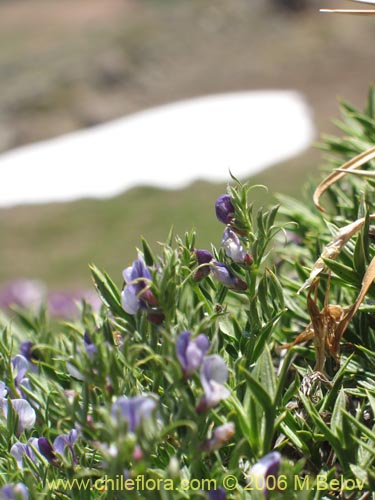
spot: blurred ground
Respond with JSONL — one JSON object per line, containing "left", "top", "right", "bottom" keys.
{"left": 0, "top": 0, "right": 374, "bottom": 288}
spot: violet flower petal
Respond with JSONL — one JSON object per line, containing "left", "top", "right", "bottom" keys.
{"left": 0, "top": 483, "right": 28, "bottom": 500}
{"left": 111, "top": 396, "right": 156, "bottom": 433}
{"left": 215, "top": 195, "right": 235, "bottom": 224}
{"left": 12, "top": 355, "right": 29, "bottom": 386}
{"left": 176, "top": 332, "right": 210, "bottom": 377}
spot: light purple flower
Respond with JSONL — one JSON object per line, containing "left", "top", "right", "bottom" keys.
{"left": 210, "top": 261, "right": 247, "bottom": 291}
{"left": 222, "top": 227, "right": 253, "bottom": 264}
{"left": 247, "top": 451, "right": 281, "bottom": 500}
{"left": 121, "top": 255, "right": 157, "bottom": 315}
{"left": 176, "top": 331, "right": 210, "bottom": 378}
{"left": 200, "top": 422, "right": 235, "bottom": 452}
{"left": 111, "top": 396, "right": 156, "bottom": 433}
{"left": 196, "top": 355, "right": 230, "bottom": 412}
{"left": 0, "top": 279, "right": 45, "bottom": 311}
{"left": 0, "top": 483, "right": 28, "bottom": 500}
{"left": 11, "top": 355, "right": 29, "bottom": 387}
{"left": 0, "top": 381, "right": 7, "bottom": 398}
{"left": 53, "top": 429, "right": 78, "bottom": 462}
{"left": 10, "top": 439, "right": 39, "bottom": 468}
{"left": 215, "top": 195, "right": 235, "bottom": 224}
{"left": 193, "top": 249, "right": 213, "bottom": 281}
{"left": 1, "top": 398, "right": 36, "bottom": 434}
{"left": 207, "top": 488, "right": 227, "bottom": 500}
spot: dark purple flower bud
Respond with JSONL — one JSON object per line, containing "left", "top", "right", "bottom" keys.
{"left": 19, "top": 341, "right": 34, "bottom": 361}
{"left": 247, "top": 451, "right": 281, "bottom": 500}
{"left": 121, "top": 255, "right": 157, "bottom": 315}
{"left": 200, "top": 422, "right": 235, "bottom": 452}
{"left": 176, "top": 331, "right": 210, "bottom": 378}
{"left": 38, "top": 438, "right": 56, "bottom": 464}
{"left": 146, "top": 310, "right": 165, "bottom": 325}
{"left": 196, "top": 355, "right": 230, "bottom": 412}
{"left": 111, "top": 396, "right": 156, "bottom": 433}
{"left": 221, "top": 227, "right": 253, "bottom": 264}
{"left": 193, "top": 249, "right": 213, "bottom": 281}
{"left": 207, "top": 488, "right": 227, "bottom": 500}
{"left": 10, "top": 439, "right": 39, "bottom": 469}
{"left": 0, "top": 483, "right": 28, "bottom": 500}
{"left": 53, "top": 429, "right": 78, "bottom": 463}
{"left": 83, "top": 331, "right": 97, "bottom": 360}
{"left": 210, "top": 261, "right": 247, "bottom": 291}
{"left": 215, "top": 195, "right": 235, "bottom": 224}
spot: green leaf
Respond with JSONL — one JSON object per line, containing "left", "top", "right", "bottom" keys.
{"left": 90, "top": 264, "right": 128, "bottom": 319}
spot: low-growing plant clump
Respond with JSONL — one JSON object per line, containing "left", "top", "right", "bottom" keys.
{"left": 2, "top": 87, "right": 375, "bottom": 499}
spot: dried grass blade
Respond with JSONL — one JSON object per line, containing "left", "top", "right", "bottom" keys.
{"left": 336, "top": 168, "right": 375, "bottom": 178}
{"left": 333, "top": 256, "right": 375, "bottom": 345}
{"left": 298, "top": 217, "right": 373, "bottom": 293}
{"left": 313, "top": 146, "right": 375, "bottom": 212}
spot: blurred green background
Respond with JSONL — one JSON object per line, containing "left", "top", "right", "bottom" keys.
{"left": 0, "top": 0, "right": 374, "bottom": 289}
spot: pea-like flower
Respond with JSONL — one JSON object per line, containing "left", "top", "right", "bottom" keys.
{"left": 210, "top": 261, "right": 247, "bottom": 291}
{"left": 207, "top": 488, "right": 227, "bottom": 500}
{"left": 176, "top": 331, "right": 210, "bottom": 378}
{"left": 193, "top": 249, "right": 213, "bottom": 281}
{"left": 0, "top": 396, "right": 36, "bottom": 434}
{"left": 83, "top": 331, "right": 98, "bottom": 360}
{"left": 53, "top": 429, "right": 79, "bottom": 463}
{"left": 200, "top": 422, "right": 235, "bottom": 452}
{"left": 111, "top": 396, "right": 157, "bottom": 433}
{"left": 121, "top": 255, "right": 157, "bottom": 315}
{"left": 0, "top": 483, "right": 28, "bottom": 500}
{"left": 10, "top": 439, "right": 39, "bottom": 468}
{"left": 222, "top": 227, "right": 253, "bottom": 264}
{"left": 246, "top": 451, "right": 281, "bottom": 500}
{"left": 196, "top": 355, "right": 230, "bottom": 412}
{"left": 215, "top": 195, "right": 235, "bottom": 224}
{"left": 37, "top": 438, "right": 56, "bottom": 464}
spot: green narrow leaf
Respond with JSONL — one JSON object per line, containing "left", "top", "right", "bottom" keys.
{"left": 330, "top": 388, "right": 346, "bottom": 439}
{"left": 141, "top": 237, "right": 155, "bottom": 266}
{"left": 89, "top": 264, "right": 127, "bottom": 318}
{"left": 322, "top": 258, "right": 361, "bottom": 286}
{"left": 239, "top": 365, "right": 273, "bottom": 413}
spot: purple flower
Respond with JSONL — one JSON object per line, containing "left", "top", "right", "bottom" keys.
{"left": 121, "top": 255, "right": 157, "bottom": 315}
{"left": 0, "top": 279, "right": 45, "bottom": 311}
{"left": 215, "top": 195, "right": 235, "bottom": 224}
{"left": 53, "top": 429, "right": 78, "bottom": 462}
{"left": 1, "top": 398, "right": 36, "bottom": 434}
{"left": 0, "top": 483, "right": 28, "bottom": 500}
{"left": 111, "top": 396, "right": 156, "bottom": 433}
{"left": 196, "top": 355, "right": 230, "bottom": 412}
{"left": 176, "top": 331, "right": 210, "bottom": 378}
{"left": 200, "top": 422, "right": 235, "bottom": 452}
{"left": 210, "top": 261, "right": 247, "bottom": 291}
{"left": 221, "top": 227, "right": 253, "bottom": 264}
{"left": 19, "top": 341, "right": 35, "bottom": 362}
{"left": 207, "top": 488, "right": 227, "bottom": 500}
{"left": 38, "top": 437, "right": 56, "bottom": 464}
{"left": 0, "top": 381, "right": 7, "bottom": 398}
{"left": 247, "top": 451, "right": 281, "bottom": 500}
{"left": 10, "top": 439, "right": 39, "bottom": 468}
{"left": 83, "top": 331, "right": 97, "bottom": 360}
{"left": 11, "top": 355, "right": 29, "bottom": 387}
{"left": 193, "top": 249, "right": 213, "bottom": 281}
